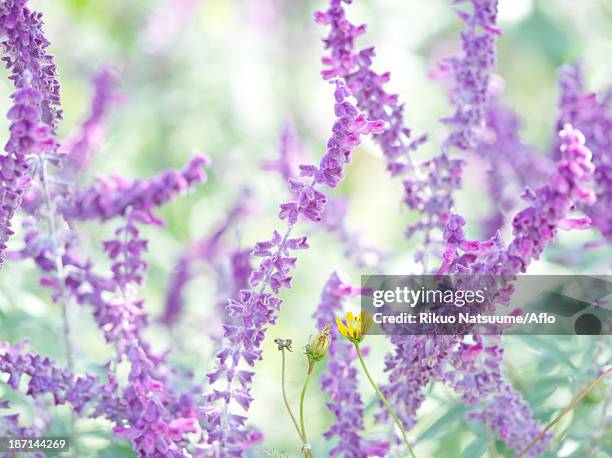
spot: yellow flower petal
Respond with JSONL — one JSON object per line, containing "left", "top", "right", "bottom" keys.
{"left": 336, "top": 317, "right": 349, "bottom": 338}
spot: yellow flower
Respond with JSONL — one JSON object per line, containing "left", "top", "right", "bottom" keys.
{"left": 336, "top": 311, "right": 372, "bottom": 343}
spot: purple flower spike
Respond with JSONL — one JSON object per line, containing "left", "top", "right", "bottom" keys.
{"left": 0, "top": 0, "right": 61, "bottom": 268}
{"left": 555, "top": 65, "right": 612, "bottom": 240}
{"left": 61, "top": 154, "right": 210, "bottom": 223}
{"left": 202, "top": 79, "right": 383, "bottom": 455}
{"left": 441, "top": 0, "right": 501, "bottom": 151}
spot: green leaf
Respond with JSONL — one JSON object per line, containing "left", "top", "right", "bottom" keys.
{"left": 462, "top": 438, "right": 489, "bottom": 458}
{"left": 418, "top": 404, "right": 466, "bottom": 442}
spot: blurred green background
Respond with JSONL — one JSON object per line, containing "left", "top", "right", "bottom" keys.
{"left": 1, "top": 0, "right": 611, "bottom": 456}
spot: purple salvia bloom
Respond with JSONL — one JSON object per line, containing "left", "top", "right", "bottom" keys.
{"left": 99, "top": 213, "right": 198, "bottom": 456}
{"left": 61, "top": 154, "right": 210, "bottom": 223}
{"left": 0, "top": 0, "right": 60, "bottom": 268}
{"left": 555, "top": 65, "right": 612, "bottom": 239}
{"left": 0, "top": 341, "right": 115, "bottom": 418}
{"left": 381, "top": 125, "right": 593, "bottom": 452}
{"left": 444, "top": 337, "right": 550, "bottom": 457}
{"left": 440, "top": 124, "right": 596, "bottom": 277}
{"left": 112, "top": 344, "right": 197, "bottom": 458}
{"left": 377, "top": 334, "right": 455, "bottom": 432}
{"left": 402, "top": 154, "right": 463, "bottom": 261}
{"left": 506, "top": 123, "right": 595, "bottom": 270}
{"left": 425, "top": 124, "right": 596, "bottom": 455}
{"left": 0, "top": 342, "right": 195, "bottom": 458}
{"left": 316, "top": 0, "right": 426, "bottom": 171}
{"left": 315, "top": 0, "right": 459, "bottom": 265}
{"left": 202, "top": 80, "right": 383, "bottom": 456}
{"left": 0, "top": 0, "right": 61, "bottom": 128}
{"left": 313, "top": 272, "right": 387, "bottom": 458}
{"left": 264, "top": 122, "right": 381, "bottom": 268}
{"left": 61, "top": 66, "right": 121, "bottom": 172}
{"left": 441, "top": 0, "right": 501, "bottom": 151}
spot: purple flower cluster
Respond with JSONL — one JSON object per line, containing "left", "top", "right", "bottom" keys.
{"left": 0, "top": 340, "right": 198, "bottom": 458}
{"left": 61, "top": 154, "right": 209, "bottom": 223}
{"left": 441, "top": 0, "right": 501, "bottom": 151}
{"left": 0, "top": 341, "right": 104, "bottom": 415}
{"left": 380, "top": 124, "right": 593, "bottom": 456}
{"left": 315, "top": 1, "right": 426, "bottom": 171}
{"left": 201, "top": 80, "right": 383, "bottom": 455}
{"left": 112, "top": 345, "right": 198, "bottom": 458}
{"left": 556, "top": 65, "right": 611, "bottom": 239}
{"left": 377, "top": 334, "right": 455, "bottom": 431}
{"left": 0, "top": 0, "right": 61, "bottom": 267}
{"left": 402, "top": 154, "right": 463, "bottom": 261}
{"left": 315, "top": 0, "right": 463, "bottom": 265}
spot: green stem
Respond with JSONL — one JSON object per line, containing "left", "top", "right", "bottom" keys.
{"left": 299, "top": 361, "right": 315, "bottom": 458}
{"left": 355, "top": 343, "right": 416, "bottom": 458}
{"left": 517, "top": 366, "right": 612, "bottom": 458}
{"left": 281, "top": 348, "right": 305, "bottom": 443}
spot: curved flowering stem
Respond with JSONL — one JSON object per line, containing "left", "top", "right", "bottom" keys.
{"left": 201, "top": 79, "right": 383, "bottom": 455}
{"left": 517, "top": 367, "right": 612, "bottom": 458}
{"left": 61, "top": 154, "right": 209, "bottom": 223}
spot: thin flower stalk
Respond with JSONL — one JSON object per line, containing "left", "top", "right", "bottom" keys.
{"left": 517, "top": 366, "right": 612, "bottom": 458}
{"left": 274, "top": 338, "right": 304, "bottom": 445}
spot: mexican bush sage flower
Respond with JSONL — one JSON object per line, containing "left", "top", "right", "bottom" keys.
{"left": 201, "top": 80, "right": 383, "bottom": 456}
{"left": 441, "top": 0, "right": 501, "bottom": 151}
{"left": 0, "top": 0, "right": 61, "bottom": 268}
